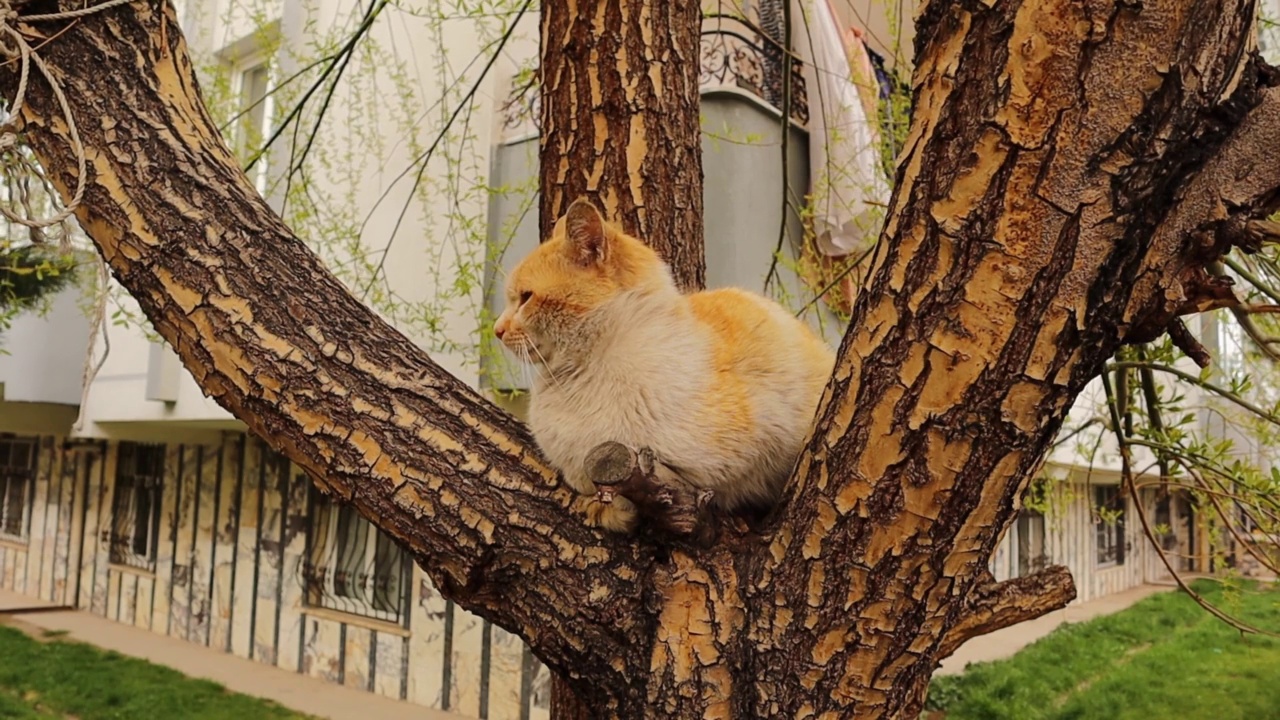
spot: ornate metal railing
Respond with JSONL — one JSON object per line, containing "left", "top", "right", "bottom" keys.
{"left": 301, "top": 486, "right": 411, "bottom": 625}
{"left": 500, "top": 2, "right": 810, "bottom": 136}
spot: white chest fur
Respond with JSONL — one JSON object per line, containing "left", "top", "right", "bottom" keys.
{"left": 529, "top": 303, "right": 708, "bottom": 494}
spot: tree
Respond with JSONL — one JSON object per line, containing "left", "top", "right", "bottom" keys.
{"left": 1, "top": 0, "right": 1278, "bottom": 717}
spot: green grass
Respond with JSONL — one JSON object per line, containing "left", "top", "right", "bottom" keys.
{"left": 927, "top": 579, "right": 1280, "bottom": 720}
{"left": 0, "top": 624, "right": 314, "bottom": 720}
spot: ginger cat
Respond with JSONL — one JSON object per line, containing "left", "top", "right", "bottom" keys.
{"left": 494, "top": 199, "right": 836, "bottom": 532}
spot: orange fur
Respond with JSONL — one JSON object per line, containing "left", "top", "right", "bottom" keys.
{"left": 494, "top": 199, "right": 835, "bottom": 532}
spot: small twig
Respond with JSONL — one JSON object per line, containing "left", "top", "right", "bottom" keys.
{"left": 1106, "top": 360, "right": 1280, "bottom": 426}
{"left": 1135, "top": 355, "right": 1171, "bottom": 485}
{"left": 1168, "top": 318, "right": 1212, "bottom": 368}
{"left": 1231, "top": 307, "right": 1280, "bottom": 361}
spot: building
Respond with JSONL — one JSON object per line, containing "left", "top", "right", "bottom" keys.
{"left": 0, "top": 1, "right": 1267, "bottom": 718}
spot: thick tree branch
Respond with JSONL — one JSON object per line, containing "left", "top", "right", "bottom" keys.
{"left": 937, "top": 565, "right": 1076, "bottom": 659}
{"left": 0, "top": 1, "right": 654, "bottom": 701}
{"left": 758, "top": 3, "right": 1263, "bottom": 716}
{"left": 1128, "top": 82, "right": 1280, "bottom": 342}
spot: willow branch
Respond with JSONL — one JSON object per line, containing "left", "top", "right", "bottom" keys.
{"left": 1106, "top": 361, "right": 1280, "bottom": 426}
{"left": 1102, "top": 372, "right": 1278, "bottom": 639}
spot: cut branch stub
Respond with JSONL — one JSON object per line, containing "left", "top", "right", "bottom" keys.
{"left": 938, "top": 565, "right": 1077, "bottom": 660}
{"left": 586, "top": 441, "right": 716, "bottom": 546}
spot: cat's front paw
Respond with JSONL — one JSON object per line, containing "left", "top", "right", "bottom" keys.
{"left": 585, "top": 495, "right": 637, "bottom": 533}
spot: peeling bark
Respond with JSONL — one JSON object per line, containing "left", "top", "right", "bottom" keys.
{"left": 538, "top": 0, "right": 705, "bottom": 291}
{"left": 4, "top": 1, "right": 1279, "bottom": 717}
{"left": 755, "top": 2, "right": 1270, "bottom": 715}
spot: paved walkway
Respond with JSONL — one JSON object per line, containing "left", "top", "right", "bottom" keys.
{"left": 935, "top": 583, "right": 1172, "bottom": 676}
{"left": 0, "top": 588, "right": 460, "bottom": 720}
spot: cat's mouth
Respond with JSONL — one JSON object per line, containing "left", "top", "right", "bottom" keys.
{"left": 501, "top": 333, "right": 551, "bottom": 366}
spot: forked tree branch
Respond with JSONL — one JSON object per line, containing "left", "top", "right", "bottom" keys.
{"left": 0, "top": 1, "right": 656, "bottom": 696}
{"left": 1130, "top": 82, "right": 1280, "bottom": 341}
{"left": 7, "top": 0, "right": 1280, "bottom": 717}
{"left": 937, "top": 566, "right": 1076, "bottom": 660}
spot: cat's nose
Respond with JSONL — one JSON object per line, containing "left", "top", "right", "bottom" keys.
{"left": 495, "top": 324, "right": 507, "bottom": 340}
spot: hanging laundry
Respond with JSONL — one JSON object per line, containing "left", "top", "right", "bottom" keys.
{"left": 863, "top": 43, "right": 909, "bottom": 179}
{"left": 841, "top": 19, "right": 883, "bottom": 152}
{"left": 866, "top": 45, "right": 896, "bottom": 102}
{"left": 789, "top": 0, "right": 890, "bottom": 259}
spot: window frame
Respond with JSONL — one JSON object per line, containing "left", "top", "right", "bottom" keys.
{"left": 0, "top": 437, "right": 37, "bottom": 543}
{"left": 232, "top": 59, "right": 273, "bottom": 194}
{"left": 1014, "top": 508, "right": 1048, "bottom": 577}
{"left": 108, "top": 442, "right": 166, "bottom": 572}
{"left": 1094, "top": 485, "right": 1126, "bottom": 567}
{"left": 302, "top": 481, "right": 411, "bottom": 626}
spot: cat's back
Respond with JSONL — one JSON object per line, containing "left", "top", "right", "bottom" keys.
{"left": 687, "top": 288, "right": 834, "bottom": 382}
{"left": 679, "top": 287, "right": 834, "bottom": 506}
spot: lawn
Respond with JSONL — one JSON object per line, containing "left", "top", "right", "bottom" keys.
{"left": 926, "top": 579, "right": 1280, "bottom": 720}
{"left": 0, "top": 623, "right": 313, "bottom": 720}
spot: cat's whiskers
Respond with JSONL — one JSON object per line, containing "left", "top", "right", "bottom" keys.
{"left": 529, "top": 343, "right": 568, "bottom": 392}
{"left": 517, "top": 346, "right": 535, "bottom": 389}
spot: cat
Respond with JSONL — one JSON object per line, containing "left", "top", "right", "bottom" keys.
{"left": 493, "top": 198, "right": 836, "bottom": 532}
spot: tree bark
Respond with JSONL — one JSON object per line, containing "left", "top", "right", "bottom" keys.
{"left": 0, "top": 4, "right": 661, "bottom": 710}
{"left": 538, "top": 3, "right": 705, "bottom": 712}
{"left": 753, "top": 2, "right": 1271, "bottom": 715}
{"left": 3, "top": 1, "right": 1279, "bottom": 718}
{"left": 538, "top": 0, "right": 705, "bottom": 291}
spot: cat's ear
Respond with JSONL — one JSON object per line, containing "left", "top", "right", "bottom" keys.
{"left": 563, "top": 198, "right": 611, "bottom": 267}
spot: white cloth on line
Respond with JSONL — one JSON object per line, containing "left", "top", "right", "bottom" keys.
{"left": 790, "top": 0, "right": 890, "bottom": 257}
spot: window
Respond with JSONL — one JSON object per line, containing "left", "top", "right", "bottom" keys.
{"left": 109, "top": 443, "right": 165, "bottom": 571}
{"left": 0, "top": 437, "right": 36, "bottom": 542}
{"left": 303, "top": 484, "right": 409, "bottom": 625}
{"left": 1094, "top": 485, "right": 1126, "bottom": 566}
{"left": 235, "top": 62, "right": 272, "bottom": 193}
{"left": 1015, "top": 509, "right": 1047, "bottom": 577}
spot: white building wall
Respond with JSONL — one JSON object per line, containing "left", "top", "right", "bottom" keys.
{"left": 76, "top": 0, "right": 515, "bottom": 435}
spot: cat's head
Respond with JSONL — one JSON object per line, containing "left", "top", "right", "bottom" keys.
{"left": 494, "top": 198, "right": 673, "bottom": 366}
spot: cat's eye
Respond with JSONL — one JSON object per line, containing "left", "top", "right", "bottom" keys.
{"left": 519, "top": 291, "right": 533, "bottom": 305}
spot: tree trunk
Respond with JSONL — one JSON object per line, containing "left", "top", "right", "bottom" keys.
{"left": 538, "top": 1, "right": 704, "bottom": 711}
{"left": 538, "top": 0, "right": 705, "bottom": 291}
{"left": 4, "top": 1, "right": 1279, "bottom": 717}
